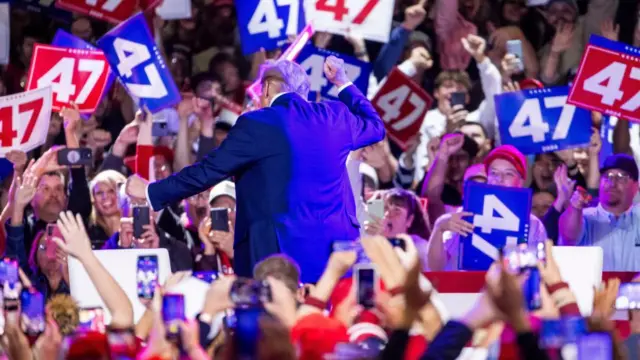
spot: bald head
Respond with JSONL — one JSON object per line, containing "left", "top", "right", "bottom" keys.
{"left": 259, "top": 60, "right": 310, "bottom": 107}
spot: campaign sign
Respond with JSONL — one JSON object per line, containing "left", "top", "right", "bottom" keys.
{"left": 0, "top": 87, "right": 53, "bottom": 155}
{"left": 237, "top": 0, "right": 306, "bottom": 55}
{"left": 568, "top": 35, "right": 640, "bottom": 123}
{"left": 246, "top": 23, "right": 314, "bottom": 103}
{"left": 296, "top": 45, "right": 370, "bottom": 101}
{"left": 371, "top": 67, "right": 433, "bottom": 150}
{"left": 459, "top": 182, "right": 532, "bottom": 271}
{"left": 26, "top": 44, "right": 110, "bottom": 113}
{"left": 97, "top": 12, "right": 181, "bottom": 113}
{"left": 304, "top": 0, "right": 393, "bottom": 43}
{"left": 52, "top": 30, "right": 116, "bottom": 103}
{"left": 56, "top": 0, "right": 138, "bottom": 24}
{"left": 496, "top": 86, "right": 591, "bottom": 155}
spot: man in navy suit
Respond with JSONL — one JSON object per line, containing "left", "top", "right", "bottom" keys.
{"left": 125, "top": 56, "right": 385, "bottom": 282}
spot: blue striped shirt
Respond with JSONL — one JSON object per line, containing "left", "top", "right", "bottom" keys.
{"left": 569, "top": 203, "right": 640, "bottom": 271}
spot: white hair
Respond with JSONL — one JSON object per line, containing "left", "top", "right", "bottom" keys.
{"left": 260, "top": 59, "right": 310, "bottom": 99}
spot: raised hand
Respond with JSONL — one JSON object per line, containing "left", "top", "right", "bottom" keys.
{"left": 32, "top": 146, "right": 64, "bottom": 176}
{"left": 434, "top": 211, "right": 474, "bottom": 237}
{"left": 5, "top": 150, "right": 27, "bottom": 174}
{"left": 587, "top": 128, "right": 602, "bottom": 158}
{"left": 325, "top": 249, "right": 357, "bottom": 279}
{"left": 60, "top": 103, "right": 82, "bottom": 134}
{"left": 13, "top": 169, "right": 38, "bottom": 209}
{"left": 210, "top": 224, "right": 234, "bottom": 258}
{"left": 85, "top": 129, "right": 113, "bottom": 150}
{"left": 461, "top": 34, "right": 487, "bottom": 62}
{"left": 345, "top": 28, "right": 366, "bottom": 56}
{"left": 553, "top": 164, "right": 576, "bottom": 211}
{"left": 551, "top": 23, "right": 575, "bottom": 54}
{"left": 501, "top": 53, "right": 522, "bottom": 79}
{"left": 409, "top": 46, "right": 433, "bottom": 71}
{"left": 401, "top": 0, "right": 427, "bottom": 31}
{"left": 264, "top": 276, "right": 297, "bottom": 328}
{"left": 600, "top": 19, "right": 619, "bottom": 42}
{"left": 125, "top": 174, "right": 149, "bottom": 204}
{"left": 438, "top": 133, "right": 465, "bottom": 158}
{"left": 56, "top": 211, "right": 93, "bottom": 262}
{"left": 323, "top": 56, "right": 349, "bottom": 88}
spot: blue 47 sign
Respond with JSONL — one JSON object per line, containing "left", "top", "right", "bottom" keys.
{"left": 237, "top": 0, "right": 305, "bottom": 55}
{"left": 297, "top": 45, "right": 371, "bottom": 101}
{"left": 460, "top": 182, "right": 532, "bottom": 270}
{"left": 96, "top": 12, "right": 180, "bottom": 113}
{"left": 495, "top": 86, "right": 591, "bottom": 155}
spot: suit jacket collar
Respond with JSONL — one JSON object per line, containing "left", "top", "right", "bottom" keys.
{"left": 270, "top": 92, "right": 302, "bottom": 107}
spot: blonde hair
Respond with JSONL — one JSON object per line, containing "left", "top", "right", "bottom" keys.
{"left": 89, "top": 170, "right": 126, "bottom": 236}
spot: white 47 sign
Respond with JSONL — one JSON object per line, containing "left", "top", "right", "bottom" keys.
{"left": 299, "top": 52, "right": 362, "bottom": 97}
{"left": 248, "top": 0, "right": 300, "bottom": 38}
{"left": 472, "top": 195, "right": 520, "bottom": 260}
{"left": 0, "top": 87, "right": 53, "bottom": 155}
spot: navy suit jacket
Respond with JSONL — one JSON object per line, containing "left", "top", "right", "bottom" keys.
{"left": 147, "top": 85, "right": 385, "bottom": 282}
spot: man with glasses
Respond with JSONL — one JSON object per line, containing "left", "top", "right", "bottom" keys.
{"left": 427, "top": 145, "right": 547, "bottom": 271}
{"left": 559, "top": 154, "right": 640, "bottom": 271}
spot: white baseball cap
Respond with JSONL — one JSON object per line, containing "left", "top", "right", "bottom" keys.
{"left": 209, "top": 180, "right": 236, "bottom": 204}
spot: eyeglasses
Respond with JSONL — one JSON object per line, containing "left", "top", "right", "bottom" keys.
{"left": 601, "top": 172, "right": 630, "bottom": 185}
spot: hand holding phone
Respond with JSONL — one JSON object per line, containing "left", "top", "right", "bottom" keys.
{"left": 46, "top": 224, "right": 64, "bottom": 260}
{"left": 506, "top": 40, "right": 524, "bottom": 73}
{"left": 366, "top": 199, "right": 384, "bottom": 221}
{"left": 230, "top": 278, "right": 272, "bottom": 307}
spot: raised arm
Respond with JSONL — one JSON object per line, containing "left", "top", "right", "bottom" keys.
{"left": 324, "top": 56, "right": 386, "bottom": 149}
{"left": 56, "top": 211, "right": 133, "bottom": 329}
{"left": 127, "top": 112, "right": 270, "bottom": 210}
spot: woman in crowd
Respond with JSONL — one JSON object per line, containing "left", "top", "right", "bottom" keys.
{"left": 27, "top": 230, "right": 70, "bottom": 299}
{"left": 87, "top": 170, "right": 126, "bottom": 249}
{"left": 364, "top": 188, "right": 431, "bottom": 269}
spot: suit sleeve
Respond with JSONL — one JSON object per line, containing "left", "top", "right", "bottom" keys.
{"left": 337, "top": 85, "right": 386, "bottom": 150}
{"left": 147, "top": 115, "right": 265, "bottom": 210}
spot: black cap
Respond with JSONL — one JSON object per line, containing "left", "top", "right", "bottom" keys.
{"left": 600, "top": 154, "right": 639, "bottom": 181}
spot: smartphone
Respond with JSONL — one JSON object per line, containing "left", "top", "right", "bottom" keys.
{"left": 57, "top": 148, "right": 93, "bottom": 166}
{"left": 193, "top": 271, "right": 220, "bottom": 284}
{"left": 355, "top": 264, "right": 376, "bottom": 309}
{"left": 20, "top": 288, "right": 45, "bottom": 336}
{"left": 230, "top": 278, "right": 272, "bottom": 307}
{"left": 503, "top": 242, "right": 545, "bottom": 310}
{"left": 78, "top": 307, "right": 106, "bottom": 333}
{"left": 577, "top": 332, "right": 613, "bottom": 360}
{"left": 615, "top": 283, "right": 640, "bottom": 310}
{"left": 450, "top": 92, "right": 466, "bottom": 109}
{"left": 132, "top": 205, "right": 150, "bottom": 239}
{"left": 136, "top": 255, "right": 159, "bottom": 299}
{"left": 210, "top": 208, "right": 230, "bottom": 232}
{"left": 162, "top": 294, "right": 185, "bottom": 341}
{"left": 0, "top": 257, "right": 19, "bottom": 286}
{"left": 506, "top": 39, "right": 524, "bottom": 74}
{"left": 389, "top": 238, "right": 406, "bottom": 251}
{"left": 366, "top": 199, "right": 384, "bottom": 220}
{"left": 152, "top": 121, "right": 170, "bottom": 137}
{"left": 45, "top": 224, "right": 64, "bottom": 260}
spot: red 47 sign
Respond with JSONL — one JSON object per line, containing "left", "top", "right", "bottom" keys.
{"left": 55, "top": 0, "right": 138, "bottom": 24}
{"left": 568, "top": 35, "right": 640, "bottom": 122}
{"left": 0, "top": 87, "right": 53, "bottom": 156}
{"left": 26, "top": 44, "right": 110, "bottom": 113}
{"left": 372, "top": 68, "right": 433, "bottom": 150}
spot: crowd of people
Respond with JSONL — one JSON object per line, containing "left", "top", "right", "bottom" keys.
{"left": 0, "top": 0, "right": 639, "bottom": 358}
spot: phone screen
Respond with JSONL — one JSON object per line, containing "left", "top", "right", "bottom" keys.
{"left": 450, "top": 92, "right": 466, "bottom": 108}
{"left": 230, "top": 279, "right": 272, "bottom": 307}
{"left": 506, "top": 39, "right": 524, "bottom": 73}
{"left": 20, "top": 289, "right": 45, "bottom": 335}
{"left": 356, "top": 266, "right": 376, "bottom": 309}
{"left": 78, "top": 307, "right": 106, "bottom": 333}
{"left": 210, "top": 208, "right": 230, "bottom": 232}
{"left": 577, "top": 333, "right": 612, "bottom": 360}
{"left": 615, "top": 283, "right": 640, "bottom": 310}
{"left": 162, "top": 294, "right": 185, "bottom": 340}
{"left": 133, "top": 206, "right": 150, "bottom": 239}
{"left": 137, "top": 255, "right": 159, "bottom": 299}
{"left": 193, "top": 271, "right": 220, "bottom": 284}
{"left": 0, "top": 257, "right": 19, "bottom": 286}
